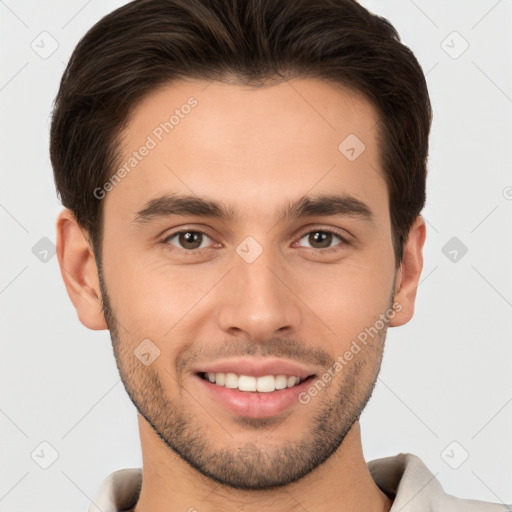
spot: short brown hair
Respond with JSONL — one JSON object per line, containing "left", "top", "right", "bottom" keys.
{"left": 50, "top": 0, "right": 432, "bottom": 267}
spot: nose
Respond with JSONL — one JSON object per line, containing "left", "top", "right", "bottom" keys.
{"left": 215, "top": 244, "right": 302, "bottom": 341}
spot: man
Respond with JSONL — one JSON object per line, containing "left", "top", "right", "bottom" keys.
{"left": 50, "top": 0, "right": 508, "bottom": 510}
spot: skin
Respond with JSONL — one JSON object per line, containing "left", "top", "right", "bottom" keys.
{"left": 56, "top": 78, "right": 426, "bottom": 512}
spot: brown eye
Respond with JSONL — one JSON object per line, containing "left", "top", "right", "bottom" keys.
{"left": 309, "top": 231, "right": 332, "bottom": 249}
{"left": 165, "top": 230, "right": 210, "bottom": 250}
{"left": 297, "top": 229, "right": 347, "bottom": 250}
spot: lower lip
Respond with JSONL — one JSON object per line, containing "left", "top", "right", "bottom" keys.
{"left": 194, "top": 375, "right": 315, "bottom": 418}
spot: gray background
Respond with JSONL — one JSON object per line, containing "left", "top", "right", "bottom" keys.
{"left": 1, "top": 0, "right": 511, "bottom": 510}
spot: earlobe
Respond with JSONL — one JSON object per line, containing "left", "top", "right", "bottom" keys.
{"left": 389, "top": 215, "right": 426, "bottom": 327}
{"left": 56, "top": 209, "right": 108, "bottom": 330}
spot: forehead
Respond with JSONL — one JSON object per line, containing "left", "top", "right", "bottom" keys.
{"left": 104, "top": 78, "right": 387, "bottom": 227}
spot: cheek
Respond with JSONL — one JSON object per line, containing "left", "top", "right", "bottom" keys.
{"left": 103, "top": 229, "right": 395, "bottom": 346}
{"left": 296, "top": 254, "right": 395, "bottom": 344}
{"left": 103, "top": 249, "right": 219, "bottom": 340}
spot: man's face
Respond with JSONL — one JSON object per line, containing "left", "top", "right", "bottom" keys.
{"left": 98, "top": 78, "right": 398, "bottom": 489}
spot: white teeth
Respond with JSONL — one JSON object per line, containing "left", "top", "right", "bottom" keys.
{"left": 275, "top": 375, "right": 287, "bottom": 390}
{"left": 256, "top": 375, "right": 275, "bottom": 393}
{"left": 203, "top": 372, "right": 305, "bottom": 392}
{"left": 225, "top": 372, "right": 238, "bottom": 389}
{"left": 238, "top": 375, "right": 257, "bottom": 391}
{"left": 287, "top": 376, "right": 298, "bottom": 387}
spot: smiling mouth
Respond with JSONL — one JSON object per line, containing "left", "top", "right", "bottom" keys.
{"left": 198, "top": 372, "right": 316, "bottom": 393}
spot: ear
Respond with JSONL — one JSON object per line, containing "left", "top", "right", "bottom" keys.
{"left": 56, "top": 208, "right": 108, "bottom": 330}
{"left": 389, "top": 215, "right": 426, "bottom": 327}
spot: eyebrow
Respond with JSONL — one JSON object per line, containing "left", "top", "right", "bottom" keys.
{"left": 131, "top": 192, "right": 374, "bottom": 225}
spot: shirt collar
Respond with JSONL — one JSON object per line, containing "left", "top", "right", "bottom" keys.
{"left": 88, "top": 452, "right": 481, "bottom": 512}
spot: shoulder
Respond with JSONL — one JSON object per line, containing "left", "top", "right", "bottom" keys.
{"left": 88, "top": 468, "right": 142, "bottom": 512}
{"left": 368, "top": 453, "right": 509, "bottom": 512}
{"left": 442, "top": 494, "right": 509, "bottom": 511}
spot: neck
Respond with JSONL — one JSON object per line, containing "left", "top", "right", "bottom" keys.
{"left": 131, "top": 416, "right": 392, "bottom": 512}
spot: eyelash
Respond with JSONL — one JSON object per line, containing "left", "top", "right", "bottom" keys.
{"left": 162, "top": 227, "right": 350, "bottom": 254}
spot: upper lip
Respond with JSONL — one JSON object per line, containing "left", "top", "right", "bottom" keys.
{"left": 193, "top": 358, "right": 318, "bottom": 379}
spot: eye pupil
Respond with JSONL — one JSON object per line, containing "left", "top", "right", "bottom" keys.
{"left": 169, "top": 229, "right": 342, "bottom": 253}
{"left": 309, "top": 231, "right": 332, "bottom": 249}
{"left": 180, "top": 231, "right": 202, "bottom": 249}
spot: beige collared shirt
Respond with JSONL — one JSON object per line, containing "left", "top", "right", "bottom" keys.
{"left": 87, "top": 453, "right": 509, "bottom": 511}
